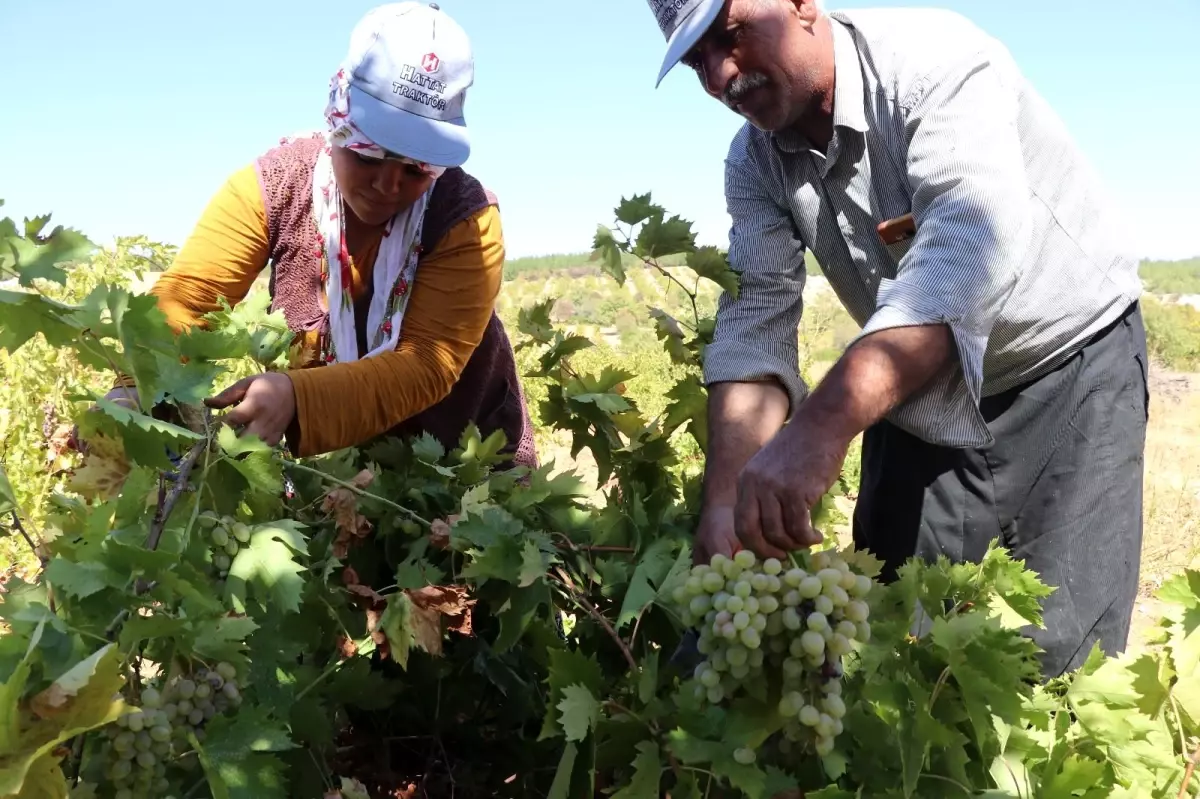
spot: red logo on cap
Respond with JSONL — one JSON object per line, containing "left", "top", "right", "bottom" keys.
{"left": 421, "top": 52, "right": 440, "bottom": 73}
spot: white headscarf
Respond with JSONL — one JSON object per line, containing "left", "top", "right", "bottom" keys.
{"left": 302, "top": 67, "right": 448, "bottom": 364}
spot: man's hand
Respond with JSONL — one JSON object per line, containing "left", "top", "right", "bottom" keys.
{"left": 731, "top": 323, "right": 954, "bottom": 559}
{"left": 693, "top": 505, "right": 739, "bottom": 564}
{"left": 205, "top": 372, "right": 296, "bottom": 447}
{"left": 734, "top": 423, "right": 847, "bottom": 558}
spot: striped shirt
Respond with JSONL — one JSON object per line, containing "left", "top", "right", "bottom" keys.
{"left": 707, "top": 8, "right": 1142, "bottom": 448}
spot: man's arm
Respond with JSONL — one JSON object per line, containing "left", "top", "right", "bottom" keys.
{"left": 694, "top": 129, "right": 808, "bottom": 562}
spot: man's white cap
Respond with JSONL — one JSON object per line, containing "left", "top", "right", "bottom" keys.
{"left": 343, "top": 2, "right": 474, "bottom": 167}
{"left": 647, "top": 0, "right": 724, "bottom": 87}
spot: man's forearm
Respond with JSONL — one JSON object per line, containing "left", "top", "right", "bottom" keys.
{"left": 796, "top": 323, "right": 954, "bottom": 443}
{"left": 702, "top": 380, "right": 791, "bottom": 509}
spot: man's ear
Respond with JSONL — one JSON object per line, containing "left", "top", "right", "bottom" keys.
{"left": 785, "top": 0, "right": 821, "bottom": 26}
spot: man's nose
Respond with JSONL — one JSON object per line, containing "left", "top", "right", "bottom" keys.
{"left": 701, "top": 48, "right": 737, "bottom": 100}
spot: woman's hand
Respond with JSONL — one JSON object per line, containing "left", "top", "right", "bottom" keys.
{"left": 204, "top": 372, "right": 296, "bottom": 447}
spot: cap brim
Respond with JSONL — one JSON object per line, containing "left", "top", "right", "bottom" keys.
{"left": 655, "top": 0, "right": 724, "bottom": 88}
{"left": 347, "top": 85, "right": 470, "bottom": 168}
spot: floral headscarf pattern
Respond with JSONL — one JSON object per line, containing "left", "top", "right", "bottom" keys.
{"left": 286, "top": 67, "right": 447, "bottom": 364}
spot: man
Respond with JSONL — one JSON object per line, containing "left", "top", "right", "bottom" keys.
{"left": 645, "top": 0, "right": 1148, "bottom": 678}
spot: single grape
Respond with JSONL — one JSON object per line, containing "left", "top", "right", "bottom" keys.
{"left": 729, "top": 662, "right": 750, "bottom": 679}
{"left": 788, "top": 638, "right": 806, "bottom": 659}
{"left": 733, "top": 611, "right": 750, "bottom": 631}
{"left": 212, "top": 553, "right": 231, "bottom": 572}
{"left": 856, "top": 621, "right": 871, "bottom": 642}
{"left": 751, "top": 614, "right": 767, "bottom": 632}
{"left": 176, "top": 699, "right": 194, "bottom": 716}
{"left": 721, "top": 622, "right": 738, "bottom": 640}
{"left": 685, "top": 575, "right": 703, "bottom": 596}
{"left": 149, "top": 725, "right": 172, "bottom": 743}
{"left": 777, "top": 692, "right": 801, "bottom": 717}
{"left": 749, "top": 573, "right": 770, "bottom": 593}
{"left": 197, "top": 512, "right": 219, "bottom": 529}
{"left": 126, "top": 711, "right": 145, "bottom": 733}
{"left": 713, "top": 592, "right": 730, "bottom": 612}
{"left": 806, "top": 612, "right": 829, "bottom": 633}
{"left": 783, "top": 568, "right": 805, "bottom": 587}
{"left": 162, "top": 703, "right": 178, "bottom": 721}
{"left": 828, "top": 633, "right": 851, "bottom": 657}
{"left": 706, "top": 685, "right": 725, "bottom": 704}
{"left": 710, "top": 553, "right": 730, "bottom": 572}
{"left": 672, "top": 586, "right": 688, "bottom": 605}
{"left": 823, "top": 679, "right": 843, "bottom": 696}
{"left": 701, "top": 571, "right": 725, "bottom": 593}
{"left": 700, "top": 668, "right": 721, "bottom": 688}
{"left": 828, "top": 585, "right": 850, "bottom": 607}
{"left": 815, "top": 736, "right": 835, "bottom": 756}
{"left": 852, "top": 574, "right": 873, "bottom": 598}
{"left": 710, "top": 651, "right": 728, "bottom": 672}
{"left": 733, "top": 747, "right": 756, "bottom": 765}
{"left": 811, "top": 551, "right": 830, "bottom": 571}
{"left": 726, "top": 646, "right": 749, "bottom": 667}
{"left": 713, "top": 609, "right": 732, "bottom": 627}
{"left": 141, "top": 687, "right": 162, "bottom": 709}
{"left": 817, "top": 568, "right": 843, "bottom": 589}
{"left": 113, "top": 731, "right": 135, "bottom": 752}
{"left": 799, "top": 705, "right": 821, "bottom": 727}
{"left": 748, "top": 648, "right": 765, "bottom": 668}
{"left": 725, "top": 595, "right": 745, "bottom": 614}
{"left": 211, "top": 527, "right": 230, "bottom": 547}
{"left": 231, "top": 522, "right": 251, "bottom": 543}
{"left": 823, "top": 695, "right": 846, "bottom": 719}
{"left": 816, "top": 713, "right": 835, "bottom": 738}
{"left": 134, "top": 732, "right": 152, "bottom": 751}
{"left": 782, "top": 589, "right": 801, "bottom": 607}
{"left": 814, "top": 595, "right": 835, "bottom": 616}
{"left": 721, "top": 559, "right": 741, "bottom": 579}
{"left": 762, "top": 557, "right": 782, "bottom": 576}
{"left": 844, "top": 600, "right": 869, "bottom": 623}
{"left": 782, "top": 657, "right": 804, "bottom": 680}
{"left": 223, "top": 538, "right": 240, "bottom": 557}
{"left": 734, "top": 580, "right": 753, "bottom": 599}
{"left": 800, "top": 630, "right": 825, "bottom": 656}
{"left": 798, "top": 576, "right": 823, "bottom": 599}
{"left": 194, "top": 682, "right": 211, "bottom": 700}
{"left": 739, "top": 627, "right": 761, "bottom": 649}
{"left": 757, "top": 593, "right": 779, "bottom": 615}
{"left": 831, "top": 718, "right": 844, "bottom": 736}
{"left": 136, "top": 751, "right": 156, "bottom": 770}
{"left": 734, "top": 550, "right": 756, "bottom": 569}
{"left": 188, "top": 708, "right": 205, "bottom": 726}
{"left": 110, "top": 760, "right": 133, "bottom": 781}
{"left": 689, "top": 595, "right": 712, "bottom": 616}
{"left": 697, "top": 636, "right": 714, "bottom": 655}
{"left": 782, "top": 607, "right": 802, "bottom": 631}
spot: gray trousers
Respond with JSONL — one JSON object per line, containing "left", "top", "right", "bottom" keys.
{"left": 852, "top": 302, "right": 1149, "bottom": 678}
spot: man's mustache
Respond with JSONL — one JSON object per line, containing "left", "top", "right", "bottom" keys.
{"left": 723, "top": 72, "right": 770, "bottom": 108}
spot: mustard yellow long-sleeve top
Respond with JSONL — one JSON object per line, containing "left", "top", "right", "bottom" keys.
{"left": 146, "top": 164, "right": 504, "bottom": 457}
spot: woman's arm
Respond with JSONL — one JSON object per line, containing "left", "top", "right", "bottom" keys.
{"left": 286, "top": 204, "right": 505, "bottom": 457}
{"left": 149, "top": 165, "right": 270, "bottom": 332}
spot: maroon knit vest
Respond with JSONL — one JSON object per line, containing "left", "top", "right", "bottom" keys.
{"left": 253, "top": 134, "right": 538, "bottom": 470}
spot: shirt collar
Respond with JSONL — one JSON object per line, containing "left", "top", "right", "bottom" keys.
{"left": 771, "top": 15, "right": 869, "bottom": 155}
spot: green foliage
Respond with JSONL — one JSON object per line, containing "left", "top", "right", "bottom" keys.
{"left": 1140, "top": 257, "right": 1200, "bottom": 295}
{"left": 0, "top": 196, "right": 1196, "bottom": 799}
{"left": 1144, "top": 295, "right": 1200, "bottom": 371}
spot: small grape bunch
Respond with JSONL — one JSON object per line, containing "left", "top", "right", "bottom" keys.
{"left": 102, "top": 662, "right": 243, "bottom": 796}
{"left": 198, "top": 511, "right": 251, "bottom": 581}
{"left": 671, "top": 547, "right": 874, "bottom": 758}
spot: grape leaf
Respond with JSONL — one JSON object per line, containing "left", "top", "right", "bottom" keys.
{"left": 201, "top": 707, "right": 296, "bottom": 758}
{"left": 540, "top": 648, "right": 605, "bottom": 740}
{"left": 648, "top": 308, "right": 690, "bottom": 365}
{"left": 0, "top": 463, "right": 16, "bottom": 516}
{"left": 591, "top": 225, "right": 626, "bottom": 286}
{"left": 188, "top": 730, "right": 288, "bottom": 799}
{"left": 494, "top": 582, "right": 551, "bottom": 653}
{"left": 1040, "top": 755, "right": 1107, "bottom": 798}
{"left": 9, "top": 751, "right": 68, "bottom": 799}
{"left": 41, "top": 559, "right": 123, "bottom": 601}
{"left": 226, "top": 521, "right": 309, "bottom": 613}
{"left": 75, "top": 395, "right": 202, "bottom": 470}
{"left": 617, "top": 537, "right": 679, "bottom": 628}
{"left": 557, "top": 683, "right": 600, "bottom": 742}
{"left": 192, "top": 616, "right": 259, "bottom": 662}
{"left": 608, "top": 740, "right": 661, "bottom": 798}
{"left": 662, "top": 375, "right": 709, "bottom": 451}
{"left": 686, "top": 246, "right": 740, "bottom": 299}
{"left": 6, "top": 222, "right": 95, "bottom": 287}
{"left": 634, "top": 211, "right": 696, "bottom": 259}
{"left": 547, "top": 742, "right": 579, "bottom": 799}
{"left": 615, "top": 193, "right": 658, "bottom": 226}
{"left": 0, "top": 644, "right": 125, "bottom": 795}
{"left": 1158, "top": 569, "right": 1200, "bottom": 609}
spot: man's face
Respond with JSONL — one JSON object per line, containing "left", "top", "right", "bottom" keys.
{"left": 330, "top": 146, "right": 435, "bottom": 226}
{"left": 680, "top": 0, "right": 824, "bottom": 132}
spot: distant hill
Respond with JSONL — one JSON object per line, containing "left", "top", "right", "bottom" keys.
{"left": 504, "top": 251, "right": 1200, "bottom": 295}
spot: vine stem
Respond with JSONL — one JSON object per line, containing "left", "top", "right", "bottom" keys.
{"left": 279, "top": 459, "right": 431, "bottom": 526}
{"left": 1178, "top": 740, "right": 1200, "bottom": 799}
{"left": 8, "top": 510, "right": 44, "bottom": 565}
{"left": 553, "top": 566, "right": 638, "bottom": 673}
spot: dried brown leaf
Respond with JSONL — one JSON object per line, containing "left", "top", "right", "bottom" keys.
{"left": 429, "top": 518, "right": 451, "bottom": 550}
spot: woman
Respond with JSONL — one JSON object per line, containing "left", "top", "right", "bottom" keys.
{"left": 110, "top": 2, "right": 537, "bottom": 469}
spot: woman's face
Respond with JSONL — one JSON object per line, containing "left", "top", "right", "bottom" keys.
{"left": 330, "top": 146, "right": 435, "bottom": 226}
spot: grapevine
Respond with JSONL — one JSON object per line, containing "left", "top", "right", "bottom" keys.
{"left": 0, "top": 195, "right": 1195, "bottom": 799}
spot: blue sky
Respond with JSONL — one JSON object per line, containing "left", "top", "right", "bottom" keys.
{"left": 2, "top": 0, "right": 1197, "bottom": 261}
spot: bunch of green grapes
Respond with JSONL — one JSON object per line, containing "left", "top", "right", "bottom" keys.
{"left": 671, "top": 548, "right": 873, "bottom": 761}
{"left": 101, "top": 662, "right": 243, "bottom": 797}
{"left": 197, "top": 511, "right": 250, "bottom": 583}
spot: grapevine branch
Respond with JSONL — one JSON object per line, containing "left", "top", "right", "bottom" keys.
{"left": 553, "top": 566, "right": 638, "bottom": 673}
{"left": 1178, "top": 740, "right": 1200, "bottom": 799}
{"left": 280, "top": 459, "right": 431, "bottom": 526}
{"left": 7, "top": 510, "right": 43, "bottom": 565}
